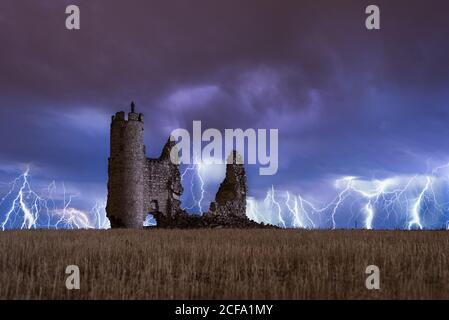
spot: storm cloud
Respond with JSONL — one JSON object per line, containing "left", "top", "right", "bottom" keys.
{"left": 1, "top": 0, "right": 449, "bottom": 224}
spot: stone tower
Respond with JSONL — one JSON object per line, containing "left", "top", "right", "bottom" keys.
{"left": 106, "top": 102, "right": 145, "bottom": 228}
{"left": 207, "top": 151, "right": 248, "bottom": 218}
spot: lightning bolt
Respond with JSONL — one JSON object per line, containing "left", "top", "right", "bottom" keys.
{"left": 247, "top": 161, "right": 449, "bottom": 230}
{"left": 264, "top": 186, "right": 286, "bottom": 228}
{"left": 330, "top": 177, "right": 355, "bottom": 229}
{"left": 180, "top": 160, "right": 206, "bottom": 213}
{"left": 408, "top": 176, "right": 431, "bottom": 230}
{"left": 285, "top": 191, "right": 304, "bottom": 228}
{"left": 1, "top": 167, "right": 39, "bottom": 230}
{"left": 0, "top": 166, "right": 109, "bottom": 230}
{"left": 3, "top": 161, "right": 449, "bottom": 230}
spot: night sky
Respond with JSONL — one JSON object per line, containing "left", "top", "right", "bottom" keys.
{"left": 1, "top": 0, "right": 449, "bottom": 229}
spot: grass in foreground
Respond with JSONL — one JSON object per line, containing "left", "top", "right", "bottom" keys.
{"left": 0, "top": 229, "right": 448, "bottom": 299}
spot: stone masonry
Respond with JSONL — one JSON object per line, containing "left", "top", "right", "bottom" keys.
{"left": 106, "top": 103, "right": 273, "bottom": 229}
{"left": 206, "top": 151, "right": 247, "bottom": 219}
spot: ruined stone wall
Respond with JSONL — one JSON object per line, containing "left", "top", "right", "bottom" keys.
{"left": 207, "top": 151, "right": 247, "bottom": 219}
{"left": 154, "top": 150, "right": 273, "bottom": 229}
{"left": 106, "top": 111, "right": 145, "bottom": 228}
{"left": 144, "top": 139, "right": 183, "bottom": 218}
{"left": 144, "top": 159, "right": 170, "bottom": 216}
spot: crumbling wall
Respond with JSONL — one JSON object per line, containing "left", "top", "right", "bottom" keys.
{"left": 207, "top": 151, "right": 247, "bottom": 219}
{"left": 153, "top": 151, "right": 273, "bottom": 229}
{"left": 144, "top": 138, "right": 183, "bottom": 218}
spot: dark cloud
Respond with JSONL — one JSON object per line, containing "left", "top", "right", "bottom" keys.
{"left": 1, "top": 0, "right": 449, "bottom": 205}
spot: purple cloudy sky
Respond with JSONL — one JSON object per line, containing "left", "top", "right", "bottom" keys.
{"left": 1, "top": 0, "right": 449, "bottom": 209}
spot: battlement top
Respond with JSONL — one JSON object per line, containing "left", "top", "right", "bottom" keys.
{"left": 112, "top": 101, "right": 144, "bottom": 122}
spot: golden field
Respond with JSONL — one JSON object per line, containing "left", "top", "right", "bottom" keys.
{"left": 0, "top": 229, "right": 448, "bottom": 299}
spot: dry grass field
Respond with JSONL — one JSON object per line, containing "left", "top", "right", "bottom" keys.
{"left": 0, "top": 229, "right": 448, "bottom": 299}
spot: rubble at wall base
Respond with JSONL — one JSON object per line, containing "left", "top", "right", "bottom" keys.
{"left": 151, "top": 210, "right": 277, "bottom": 229}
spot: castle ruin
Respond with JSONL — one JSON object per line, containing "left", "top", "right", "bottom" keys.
{"left": 106, "top": 102, "right": 270, "bottom": 229}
